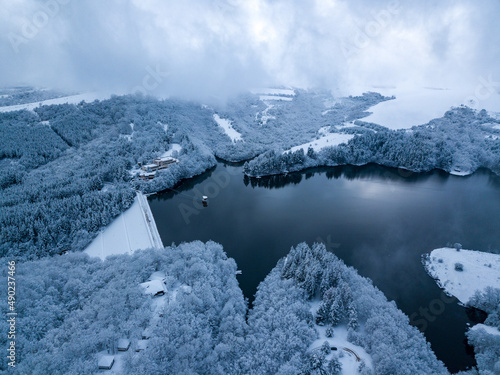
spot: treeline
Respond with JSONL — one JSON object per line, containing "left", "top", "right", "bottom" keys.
{"left": 0, "top": 87, "right": 73, "bottom": 107}
{"left": 243, "top": 107, "right": 500, "bottom": 177}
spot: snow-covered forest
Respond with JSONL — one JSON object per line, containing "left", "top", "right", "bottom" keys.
{"left": 0, "top": 241, "right": 456, "bottom": 374}
{"left": 2, "top": 90, "right": 499, "bottom": 261}
{"left": 0, "top": 90, "right": 391, "bottom": 260}
{"left": 243, "top": 107, "right": 500, "bottom": 177}
{"left": 2, "top": 0, "right": 500, "bottom": 373}
{"left": 0, "top": 88, "right": 499, "bottom": 374}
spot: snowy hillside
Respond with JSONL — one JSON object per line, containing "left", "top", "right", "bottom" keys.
{"left": 0, "top": 92, "right": 109, "bottom": 113}
{"left": 424, "top": 247, "right": 500, "bottom": 304}
{"left": 362, "top": 86, "right": 500, "bottom": 130}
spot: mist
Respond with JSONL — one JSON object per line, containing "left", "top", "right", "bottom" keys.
{"left": 1, "top": 0, "right": 499, "bottom": 100}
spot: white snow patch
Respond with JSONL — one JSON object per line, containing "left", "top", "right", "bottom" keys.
{"left": 213, "top": 114, "right": 243, "bottom": 143}
{"left": 425, "top": 247, "right": 500, "bottom": 305}
{"left": 161, "top": 143, "right": 182, "bottom": 158}
{"left": 318, "top": 126, "right": 331, "bottom": 136}
{"left": 449, "top": 169, "right": 472, "bottom": 176}
{"left": 287, "top": 133, "right": 354, "bottom": 154}
{"left": 309, "top": 301, "right": 373, "bottom": 375}
{"left": 84, "top": 192, "right": 163, "bottom": 260}
{"left": 119, "top": 134, "right": 133, "bottom": 142}
{"left": 256, "top": 102, "right": 275, "bottom": 125}
{"left": 360, "top": 86, "right": 500, "bottom": 130}
{"left": 140, "top": 279, "right": 166, "bottom": 296}
{"left": 0, "top": 92, "right": 109, "bottom": 113}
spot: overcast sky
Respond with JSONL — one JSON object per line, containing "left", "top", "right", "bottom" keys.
{"left": 1, "top": 0, "right": 499, "bottom": 100}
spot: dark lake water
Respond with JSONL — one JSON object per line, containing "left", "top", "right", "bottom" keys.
{"left": 148, "top": 162, "right": 500, "bottom": 373}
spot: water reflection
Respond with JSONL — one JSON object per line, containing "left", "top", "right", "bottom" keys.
{"left": 243, "top": 163, "right": 448, "bottom": 190}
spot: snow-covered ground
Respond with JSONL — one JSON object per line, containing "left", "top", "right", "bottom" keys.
{"left": 160, "top": 143, "right": 182, "bottom": 158}
{"left": 287, "top": 131, "right": 354, "bottom": 154}
{"left": 84, "top": 192, "right": 163, "bottom": 260}
{"left": 256, "top": 102, "right": 275, "bottom": 125}
{"left": 361, "top": 86, "right": 500, "bottom": 130}
{"left": 213, "top": 114, "right": 243, "bottom": 142}
{"left": 0, "top": 92, "right": 109, "bottom": 113}
{"left": 424, "top": 247, "right": 500, "bottom": 305}
{"left": 309, "top": 301, "right": 373, "bottom": 374}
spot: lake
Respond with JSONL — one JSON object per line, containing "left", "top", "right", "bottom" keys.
{"left": 149, "top": 162, "right": 500, "bottom": 373}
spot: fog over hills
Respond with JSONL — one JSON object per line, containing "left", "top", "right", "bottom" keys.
{"left": 1, "top": 0, "right": 500, "bottom": 101}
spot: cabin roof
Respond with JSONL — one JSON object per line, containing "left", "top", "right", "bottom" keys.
{"left": 137, "top": 340, "right": 148, "bottom": 350}
{"left": 117, "top": 338, "right": 130, "bottom": 349}
{"left": 140, "top": 279, "right": 166, "bottom": 296}
{"left": 98, "top": 355, "right": 114, "bottom": 368}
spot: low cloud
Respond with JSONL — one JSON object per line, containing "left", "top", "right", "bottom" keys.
{"left": 1, "top": 0, "right": 499, "bottom": 100}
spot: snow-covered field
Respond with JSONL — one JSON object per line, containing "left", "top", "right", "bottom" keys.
{"left": 213, "top": 114, "right": 243, "bottom": 142}
{"left": 309, "top": 301, "right": 373, "bottom": 374}
{"left": 287, "top": 132, "right": 354, "bottom": 154}
{"left": 0, "top": 92, "right": 109, "bottom": 113}
{"left": 85, "top": 192, "right": 163, "bottom": 260}
{"left": 361, "top": 86, "right": 500, "bottom": 130}
{"left": 424, "top": 247, "right": 500, "bottom": 304}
